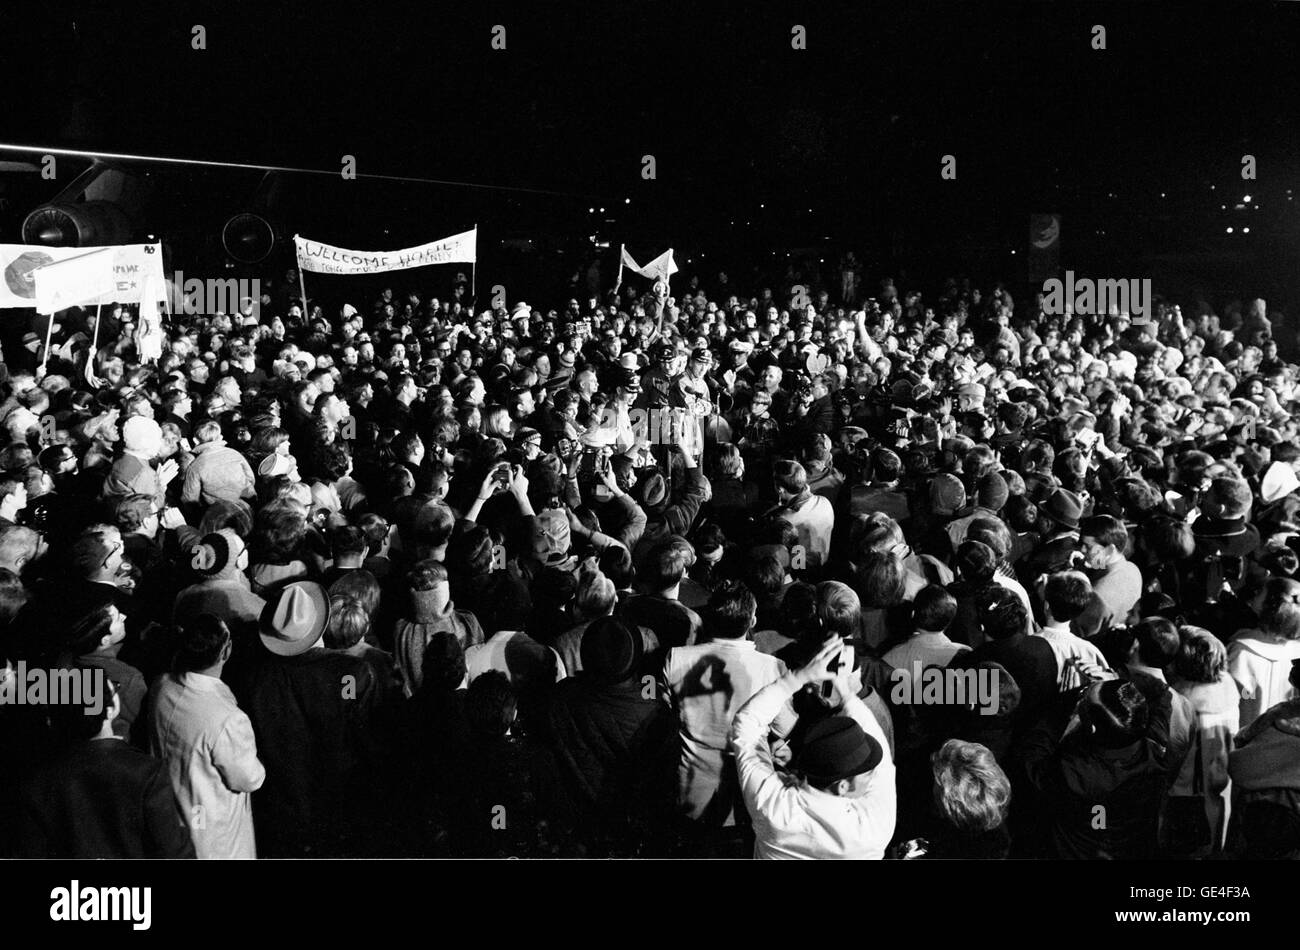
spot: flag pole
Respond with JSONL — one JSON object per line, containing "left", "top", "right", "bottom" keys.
{"left": 84, "top": 303, "right": 103, "bottom": 388}
{"left": 615, "top": 244, "right": 625, "bottom": 295}
{"left": 471, "top": 223, "right": 478, "bottom": 306}
{"left": 39, "top": 311, "right": 56, "bottom": 374}
{"left": 298, "top": 266, "right": 309, "bottom": 319}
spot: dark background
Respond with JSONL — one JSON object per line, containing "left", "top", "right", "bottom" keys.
{"left": 2, "top": 1, "right": 1299, "bottom": 309}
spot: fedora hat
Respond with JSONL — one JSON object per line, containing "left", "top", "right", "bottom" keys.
{"left": 1038, "top": 488, "right": 1083, "bottom": 532}
{"left": 794, "top": 715, "right": 883, "bottom": 787}
{"left": 259, "top": 581, "right": 330, "bottom": 656}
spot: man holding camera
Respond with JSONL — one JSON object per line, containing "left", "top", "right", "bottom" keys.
{"left": 729, "top": 637, "right": 896, "bottom": 859}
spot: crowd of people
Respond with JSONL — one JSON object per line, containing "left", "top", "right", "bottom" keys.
{"left": 1, "top": 263, "right": 1299, "bottom": 860}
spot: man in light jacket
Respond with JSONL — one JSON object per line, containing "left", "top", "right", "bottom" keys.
{"left": 149, "top": 615, "right": 265, "bottom": 859}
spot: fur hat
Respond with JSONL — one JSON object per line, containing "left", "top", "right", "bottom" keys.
{"left": 977, "top": 472, "right": 1009, "bottom": 512}
{"left": 929, "top": 473, "right": 967, "bottom": 517}
{"left": 190, "top": 529, "right": 246, "bottom": 579}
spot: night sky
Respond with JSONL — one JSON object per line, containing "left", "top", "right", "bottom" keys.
{"left": 4, "top": 1, "right": 1300, "bottom": 307}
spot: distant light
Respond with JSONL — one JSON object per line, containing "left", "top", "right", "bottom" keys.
{"left": 1011, "top": 249, "right": 1016, "bottom": 255}
{"left": 599, "top": 207, "right": 605, "bottom": 213}
{"left": 1244, "top": 195, "right": 1252, "bottom": 203}
{"left": 807, "top": 208, "right": 812, "bottom": 213}
{"left": 760, "top": 203, "right": 765, "bottom": 209}
{"left": 588, "top": 207, "right": 594, "bottom": 213}
{"left": 1160, "top": 192, "right": 1166, "bottom": 198}
{"left": 1227, "top": 227, "right": 1234, "bottom": 234}
{"left": 1243, "top": 227, "right": 1251, "bottom": 234}
{"left": 1222, "top": 205, "right": 1227, "bottom": 210}
{"left": 624, "top": 198, "right": 630, "bottom": 204}
{"left": 1211, "top": 185, "right": 1216, "bottom": 190}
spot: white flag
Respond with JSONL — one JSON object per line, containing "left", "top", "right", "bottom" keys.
{"left": 33, "top": 248, "right": 116, "bottom": 315}
{"left": 135, "top": 274, "right": 166, "bottom": 364}
{"left": 620, "top": 247, "right": 678, "bottom": 282}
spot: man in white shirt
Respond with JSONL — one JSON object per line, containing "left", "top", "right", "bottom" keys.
{"left": 1033, "top": 571, "right": 1112, "bottom": 691}
{"left": 1074, "top": 515, "right": 1144, "bottom": 637}
{"left": 664, "top": 581, "right": 792, "bottom": 828}
{"left": 149, "top": 616, "right": 265, "bottom": 859}
{"left": 730, "top": 637, "right": 896, "bottom": 859}
{"left": 884, "top": 585, "right": 969, "bottom": 682}
{"left": 769, "top": 459, "right": 834, "bottom": 570}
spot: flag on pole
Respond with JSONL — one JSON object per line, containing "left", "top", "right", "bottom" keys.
{"left": 619, "top": 247, "right": 678, "bottom": 283}
{"left": 135, "top": 274, "right": 166, "bottom": 364}
{"left": 33, "top": 248, "right": 116, "bottom": 315}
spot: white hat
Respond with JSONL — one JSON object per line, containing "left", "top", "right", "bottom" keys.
{"left": 1262, "top": 461, "right": 1300, "bottom": 504}
{"left": 123, "top": 416, "right": 163, "bottom": 456}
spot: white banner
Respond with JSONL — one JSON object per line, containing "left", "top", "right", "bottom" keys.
{"left": 0, "top": 242, "right": 165, "bottom": 310}
{"left": 34, "top": 248, "right": 116, "bottom": 315}
{"left": 294, "top": 228, "right": 477, "bottom": 276}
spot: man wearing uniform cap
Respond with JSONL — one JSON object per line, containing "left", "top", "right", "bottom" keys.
{"left": 636, "top": 342, "right": 678, "bottom": 411}
{"left": 730, "top": 638, "right": 895, "bottom": 859}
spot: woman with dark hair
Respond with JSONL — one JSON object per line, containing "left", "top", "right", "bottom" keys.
{"left": 944, "top": 541, "right": 1003, "bottom": 648}
{"left": 853, "top": 550, "right": 910, "bottom": 651}
{"left": 1136, "top": 515, "right": 1196, "bottom": 612}
{"left": 309, "top": 441, "right": 351, "bottom": 519}
{"left": 248, "top": 501, "right": 311, "bottom": 595}
{"left": 444, "top": 521, "right": 497, "bottom": 618}
{"left": 311, "top": 393, "right": 350, "bottom": 447}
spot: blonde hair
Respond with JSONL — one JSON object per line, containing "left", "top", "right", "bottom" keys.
{"left": 931, "top": 739, "right": 1011, "bottom": 832}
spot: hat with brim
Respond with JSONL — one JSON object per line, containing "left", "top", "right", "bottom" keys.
{"left": 1038, "top": 488, "right": 1083, "bottom": 531}
{"left": 259, "top": 581, "right": 330, "bottom": 656}
{"left": 795, "top": 715, "right": 883, "bottom": 786}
